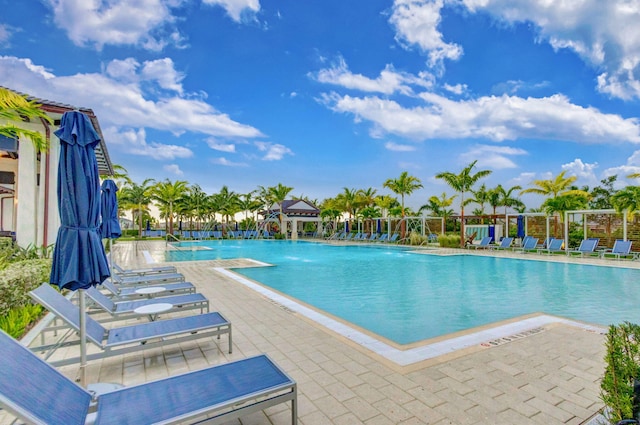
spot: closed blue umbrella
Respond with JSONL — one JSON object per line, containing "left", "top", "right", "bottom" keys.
{"left": 49, "top": 111, "right": 110, "bottom": 386}
{"left": 100, "top": 179, "right": 121, "bottom": 239}
{"left": 345, "top": 220, "right": 349, "bottom": 233}
{"left": 376, "top": 219, "right": 381, "bottom": 234}
{"left": 488, "top": 225, "right": 495, "bottom": 243}
{"left": 517, "top": 215, "right": 525, "bottom": 238}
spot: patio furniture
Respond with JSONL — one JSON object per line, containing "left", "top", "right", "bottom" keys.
{"left": 537, "top": 238, "right": 564, "bottom": 255}
{"left": 0, "top": 329, "right": 296, "bottom": 425}
{"left": 567, "top": 238, "right": 599, "bottom": 257}
{"left": 112, "top": 262, "right": 177, "bottom": 277}
{"left": 111, "top": 271, "right": 185, "bottom": 287}
{"left": 468, "top": 236, "right": 492, "bottom": 250}
{"left": 101, "top": 279, "right": 196, "bottom": 299}
{"left": 490, "top": 237, "right": 514, "bottom": 250}
{"left": 28, "top": 283, "right": 232, "bottom": 366}
{"left": 512, "top": 237, "right": 539, "bottom": 253}
{"left": 600, "top": 240, "right": 634, "bottom": 260}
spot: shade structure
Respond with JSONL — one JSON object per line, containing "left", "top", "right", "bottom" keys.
{"left": 517, "top": 215, "right": 525, "bottom": 238}
{"left": 49, "top": 111, "right": 110, "bottom": 387}
{"left": 100, "top": 179, "right": 121, "bottom": 239}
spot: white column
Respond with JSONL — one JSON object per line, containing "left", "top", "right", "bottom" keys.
{"left": 16, "top": 136, "right": 37, "bottom": 247}
{"left": 291, "top": 219, "right": 298, "bottom": 240}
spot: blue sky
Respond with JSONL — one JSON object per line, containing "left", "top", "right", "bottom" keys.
{"left": 1, "top": 0, "right": 640, "bottom": 210}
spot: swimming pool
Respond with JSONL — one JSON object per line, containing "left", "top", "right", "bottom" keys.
{"left": 168, "top": 240, "right": 640, "bottom": 345}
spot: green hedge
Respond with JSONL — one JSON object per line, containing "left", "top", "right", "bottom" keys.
{"left": 0, "top": 258, "right": 52, "bottom": 316}
{"left": 438, "top": 234, "right": 461, "bottom": 248}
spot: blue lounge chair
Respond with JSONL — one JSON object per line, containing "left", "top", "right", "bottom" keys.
{"left": 112, "top": 262, "right": 177, "bottom": 277}
{"left": 377, "top": 234, "right": 389, "bottom": 242}
{"left": 536, "top": 237, "right": 552, "bottom": 250}
{"left": 537, "top": 238, "right": 563, "bottom": 254}
{"left": 468, "top": 236, "right": 492, "bottom": 250}
{"left": 388, "top": 233, "right": 400, "bottom": 243}
{"left": 111, "top": 271, "right": 185, "bottom": 287}
{"left": 600, "top": 239, "right": 634, "bottom": 260}
{"left": 490, "top": 237, "right": 513, "bottom": 250}
{"left": 102, "top": 279, "right": 196, "bottom": 298}
{"left": 85, "top": 286, "right": 209, "bottom": 320}
{"left": 512, "top": 237, "right": 539, "bottom": 253}
{"left": 28, "top": 284, "right": 232, "bottom": 365}
{"left": 0, "top": 329, "right": 297, "bottom": 425}
{"left": 368, "top": 233, "right": 379, "bottom": 242}
{"left": 568, "top": 238, "right": 599, "bottom": 257}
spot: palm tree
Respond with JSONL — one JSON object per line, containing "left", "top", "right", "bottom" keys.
{"left": 268, "top": 183, "right": 294, "bottom": 235}
{"left": 0, "top": 87, "right": 53, "bottom": 152}
{"left": 150, "top": 179, "right": 188, "bottom": 235}
{"left": 213, "top": 186, "right": 241, "bottom": 231}
{"left": 496, "top": 184, "right": 524, "bottom": 215}
{"left": 419, "top": 192, "right": 456, "bottom": 230}
{"left": 383, "top": 172, "right": 423, "bottom": 218}
{"left": 435, "top": 161, "right": 492, "bottom": 247}
{"left": 119, "top": 179, "right": 154, "bottom": 237}
{"left": 520, "top": 170, "right": 588, "bottom": 199}
{"left": 335, "top": 187, "right": 359, "bottom": 220}
{"left": 612, "top": 186, "right": 640, "bottom": 218}
{"left": 374, "top": 195, "right": 398, "bottom": 218}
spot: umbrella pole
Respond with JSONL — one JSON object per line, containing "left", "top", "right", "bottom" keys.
{"left": 79, "top": 289, "right": 87, "bottom": 387}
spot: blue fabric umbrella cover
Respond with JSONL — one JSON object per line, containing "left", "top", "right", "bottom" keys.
{"left": 376, "top": 219, "right": 381, "bottom": 234}
{"left": 517, "top": 215, "right": 525, "bottom": 238}
{"left": 100, "top": 179, "right": 121, "bottom": 239}
{"left": 488, "top": 225, "right": 495, "bottom": 242}
{"left": 50, "top": 111, "right": 110, "bottom": 291}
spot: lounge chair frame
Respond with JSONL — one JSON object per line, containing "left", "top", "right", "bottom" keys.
{"left": 29, "top": 284, "right": 232, "bottom": 367}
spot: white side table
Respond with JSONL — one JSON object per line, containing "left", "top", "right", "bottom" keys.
{"left": 133, "top": 302, "right": 173, "bottom": 321}
{"left": 134, "top": 286, "right": 166, "bottom": 298}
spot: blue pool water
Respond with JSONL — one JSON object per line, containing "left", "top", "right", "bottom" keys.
{"left": 167, "top": 240, "right": 640, "bottom": 344}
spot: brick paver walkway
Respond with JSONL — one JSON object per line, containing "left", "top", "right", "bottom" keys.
{"left": 10, "top": 240, "right": 611, "bottom": 424}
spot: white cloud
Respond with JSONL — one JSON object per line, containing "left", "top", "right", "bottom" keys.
{"left": 320, "top": 91, "right": 640, "bottom": 144}
{"left": 0, "top": 24, "right": 11, "bottom": 47}
{"left": 206, "top": 138, "right": 236, "bottom": 152}
{"left": 385, "top": 141, "right": 416, "bottom": 151}
{"left": 104, "top": 58, "right": 139, "bottom": 82}
{"left": 202, "top": 0, "right": 260, "bottom": 22}
{"left": 0, "top": 56, "right": 263, "bottom": 139}
{"left": 254, "top": 141, "right": 293, "bottom": 161}
{"left": 163, "top": 164, "right": 184, "bottom": 175}
{"left": 104, "top": 127, "right": 193, "bottom": 160}
{"left": 211, "top": 157, "right": 248, "bottom": 167}
{"left": 561, "top": 158, "right": 599, "bottom": 186}
{"left": 313, "top": 57, "right": 434, "bottom": 95}
{"left": 389, "top": 0, "right": 463, "bottom": 69}
{"left": 460, "top": 144, "right": 527, "bottom": 169}
{"left": 603, "top": 150, "right": 640, "bottom": 185}
{"left": 140, "top": 58, "right": 184, "bottom": 93}
{"left": 443, "top": 83, "right": 467, "bottom": 95}
{"left": 45, "top": 0, "right": 183, "bottom": 50}
{"left": 460, "top": 0, "right": 640, "bottom": 100}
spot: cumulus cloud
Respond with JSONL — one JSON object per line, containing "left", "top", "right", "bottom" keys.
{"left": 45, "top": 0, "right": 184, "bottom": 50}
{"left": 561, "top": 158, "right": 599, "bottom": 186}
{"left": 320, "top": 91, "right": 640, "bottom": 143}
{"left": 163, "top": 164, "right": 184, "bottom": 175}
{"left": 206, "top": 138, "right": 236, "bottom": 152}
{"left": 443, "top": 83, "right": 467, "bottom": 95}
{"left": 460, "top": 144, "right": 527, "bottom": 169}
{"left": 254, "top": 141, "right": 293, "bottom": 160}
{"left": 0, "top": 24, "right": 11, "bottom": 47}
{"left": 385, "top": 141, "right": 416, "bottom": 151}
{"left": 0, "top": 55, "right": 263, "bottom": 139}
{"left": 389, "top": 0, "right": 463, "bottom": 70}
{"left": 603, "top": 151, "right": 640, "bottom": 184}
{"left": 459, "top": 0, "right": 640, "bottom": 100}
{"left": 211, "top": 157, "right": 248, "bottom": 166}
{"left": 104, "top": 127, "right": 193, "bottom": 160}
{"left": 202, "top": 0, "right": 260, "bottom": 22}
{"left": 312, "top": 57, "right": 434, "bottom": 95}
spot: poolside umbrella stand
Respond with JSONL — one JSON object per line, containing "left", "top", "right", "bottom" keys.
{"left": 100, "top": 179, "right": 122, "bottom": 277}
{"left": 49, "top": 111, "right": 110, "bottom": 387}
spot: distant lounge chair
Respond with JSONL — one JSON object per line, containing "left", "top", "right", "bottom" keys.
{"left": 368, "top": 233, "right": 379, "bottom": 242}
{"left": 567, "top": 238, "right": 599, "bottom": 257}
{"left": 0, "top": 329, "right": 297, "bottom": 425}
{"left": 600, "top": 239, "right": 634, "bottom": 260}
{"left": 387, "top": 233, "right": 400, "bottom": 243}
{"left": 468, "top": 236, "right": 492, "bottom": 250}
{"left": 28, "top": 283, "right": 232, "bottom": 366}
{"left": 377, "top": 234, "right": 389, "bottom": 243}
{"left": 512, "top": 237, "right": 539, "bottom": 253}
{"left": 491, "top": 237, "right": 513, "bottom": 250}
{"left": 464, "top": 231, "right": 479, "bottom": 247}
{"left": 536, "top": 237, "right": 552, "bottom": 250}
{"left": 537, "top": 238, "right": 564, "bottom": 254}
{"left": 102, "top": 279, "right": 196, "bottom": 299}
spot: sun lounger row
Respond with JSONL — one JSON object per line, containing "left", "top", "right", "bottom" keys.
{"left": 326, "top": 232, "right": 400, "bottom": 243}
{"left": 0, "top": 328, "right": 297, "bottom": 425}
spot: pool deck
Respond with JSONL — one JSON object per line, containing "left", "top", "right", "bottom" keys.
{"left": 13, "top": 239, "right": 633, "bottom": 425}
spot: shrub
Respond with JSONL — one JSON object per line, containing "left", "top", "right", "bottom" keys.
{"left": 438, "top": 234, "right": 461, "bottom": 248}
{"left": 0, "top": 304, "right": 44, "bottom": 338}
{"left": 409, "top": 232, "right": 427, "bottom": 246}
{"left": 601, "top": 322, "right": 640, "bottom": 423}
{"left": 0, "top": 258, "right": 52, "bottom": 316}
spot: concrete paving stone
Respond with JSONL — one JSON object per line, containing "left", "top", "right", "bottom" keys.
{"left": 464, "top": 389, "right": 511, "bottom": 413}
{"left": 525, "top": 396, "right": 575, "bottom": 423}
{"left": 432, "top": 389, "right": 477, "bottom": 412}
{"left": 435, "top": 376, "right": 476, "bottom": 397}
{"left": 364, "top": 414, "right": 397, "bottom": 425}
{"left": 352, "top": 383, "right": 388, "bottom": 404}
{"left": 487, "top": 359, "right": 525, "bottom": 377}
{"left": 342, "top": 397, "right": 381, "bottom": 422}
{"left": 550, "top": 384, "right": 598, "bottom": 409}
{"left": 405, "top": 373, "right": 449, "bottom": 393}
{"left": 360, "top": 371, "right": 395, "bottom": 389}
{"left": 333, "top": 369, "right": 366, "bottom": 388}
{"left": 494, "top": 392, "right": 540, "bottom": 418}
{"left": 399, "top": 416, "right": 430, "bottom": 425}
{"left": 520, "top": 382, "right": 565, "bottom": 406}
{"left": 433, "top": 401, "right": 479, "bottom": 425}
{"left": 385, "top": 372, "right": 422, "bottom": 391}
{"left": 296, "top": 394, "right": 319, "bottom": 418}
{"left": 300, "top": 410, "right": 334, "bottom": 425}
{"left": 317, "top": 359, "right": 347, "bottom": 375}
{"left": 562, "top": 364, "right": 603, "bottom": 382}
{"left": 372, "top": 398, "right": 413, "bottom": 423}
{"left": 406, "top": 386, "right": 447, "bottom": 409}
{"left": 435, "top": 365, "right": 475, "bottom": 384}
{"left": 557, "top": 399, "right": 598, "bottom": 421}
{"left": 309, "top": 369, "right": 340, "bottom": 387}
{"left": 301, "top": 379, "right": 331, "bottom": 401}
{"left": 493, "top": 408, "right": 534, "bottom": 424}
{"left": 296, "top": 358, "right": 324, "bottom": 374}
{"left": 378, "top": 383, "right": 417, "bottom": 405}
{"left": 312, "top": 395, "right": 350, "bottom": 419}
{"left": 402, "top": 399, "right": 446, "bottom": 423}
{"left": 325, "top": 381, "right": 357, "bottom": 402}
{"left": 332, "top": 413, "right": 365, "bottom": 425}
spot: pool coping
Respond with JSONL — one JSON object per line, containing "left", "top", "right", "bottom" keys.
{"left": 214, "top": 265, "right": 607, "bottom": 369}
